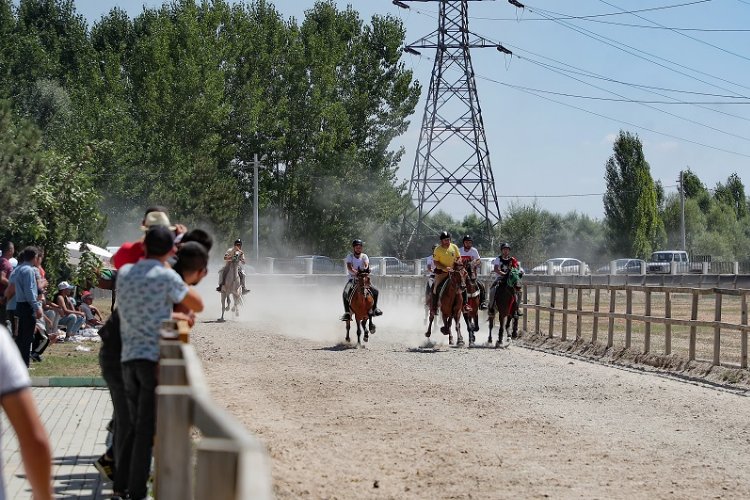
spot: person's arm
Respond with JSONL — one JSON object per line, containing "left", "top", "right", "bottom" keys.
{"left": 0, "top": 269, "right": 7, "bottom": 287}
{"left": 179, "top": 287, "right": 204, "bottom": 313}
{"left": 1, "top": 389, "right": 53, "bottom": 499}
{"left": 56, "top": 296, "right": 77, "bottom": 315}
{"left": 4, "top": 281, "right": 15, "bottom": 301}
{"left": 239, "top": 251, "right": 246, "bottom": 264}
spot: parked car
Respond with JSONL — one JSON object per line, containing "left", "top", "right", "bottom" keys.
{"left": 595, "top": 258, "right": 646, "bottom": 275}
{"left": 293, "top": 255, "right": 341, "bottom": 274}
{"left": 647, "top": 250, "right": 689, "bottom": 274}
{"left": 369, "top": 256, "right": 412, "bottom": 275}
{"left": 531, "top": 258, "right": 589, "bottom": 275}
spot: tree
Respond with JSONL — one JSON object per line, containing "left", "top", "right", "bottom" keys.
{"left": 603, "top": 131, "right": 664, "bottom": 258}
{"left": 714, "top": 173, "right": 747, "bottom": 220}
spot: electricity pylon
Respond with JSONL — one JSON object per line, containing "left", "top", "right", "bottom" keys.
{"left": 396, "top": 0, "right": 505, "bottom": 256}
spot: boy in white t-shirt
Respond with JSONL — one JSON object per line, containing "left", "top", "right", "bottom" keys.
{"left": 340, "top": 239, "right": 382, "bottom": 321}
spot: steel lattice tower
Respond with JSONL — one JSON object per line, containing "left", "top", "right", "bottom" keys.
{"left": 398, "top": 0, "right": 504, "bottom": 255}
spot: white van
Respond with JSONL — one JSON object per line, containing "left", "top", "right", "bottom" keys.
{"left": 647, "top": 250, "right": 689, "bottom": 273}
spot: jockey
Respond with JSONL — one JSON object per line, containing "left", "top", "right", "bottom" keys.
{"left": 459, "top": 235, "right": 487, "bottom": 310}
{"left": 216, "top": 239, "right": 250, "bottom": 295}
{"left": 340, "top": 239, "right": 382, "bottom": 321}
{"left": 489, "top": 242, "right": 522, "bottom": 316}
{"left": 431, "top": 231, "right": 470, "bottom": 315}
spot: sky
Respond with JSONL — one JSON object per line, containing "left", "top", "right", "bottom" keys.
{"left": 70, "top": 0, "right": 750, "bottom": 220}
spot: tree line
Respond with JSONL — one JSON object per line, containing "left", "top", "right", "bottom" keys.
{"left": 1, "top": 1, "right": 748, "bottom": 289}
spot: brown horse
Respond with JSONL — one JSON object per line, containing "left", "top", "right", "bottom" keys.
{"left": 462, "top": 266, "right": 481, "bottom": 346}
{"left": 425, "top": 261, "right": 465, "bottom": 346}
{"left": 345, "top": 269, "right": 375, "bottom": 345}
{"left": 488, "top": 277, "right": 516, "bottom": 348}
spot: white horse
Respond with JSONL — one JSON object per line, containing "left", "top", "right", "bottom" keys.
{"left": 219, "top": 259, "right": 243, "bottom": 321}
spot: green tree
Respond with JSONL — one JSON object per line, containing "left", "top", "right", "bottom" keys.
{"left": 714, "top": 173, "right": 747, "bottom": 220}
{"left": 603, "top": 131, "right": 664, "bottom": 258}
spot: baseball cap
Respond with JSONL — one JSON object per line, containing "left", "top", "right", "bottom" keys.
{"left": 81, "top": 290, "right": 93, "bottom": 299}
{"left": 58, "top": 281, "right": 75, "bottom": 291}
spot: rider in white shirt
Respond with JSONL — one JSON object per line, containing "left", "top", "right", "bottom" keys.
{"left": 340, "top": 239, "right": 383, "bottom": 321}
{"left": 217, "top": 239, "right": 250, "bottom": 294}
{"left": 458, "top": 235, "right": 488, "bottom": 310}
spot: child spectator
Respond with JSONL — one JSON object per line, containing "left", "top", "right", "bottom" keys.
{"left": 172, "top": 241, "right": 210, "bottom": 327}
{"left": 114, "top": 225, "right": 203, "bottom": 499}
{"left": 78, "top": 291, "right": 103, "bottom": 327}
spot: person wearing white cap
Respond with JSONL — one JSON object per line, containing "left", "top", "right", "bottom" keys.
{"left": 53, "top": 281, "right": 85, "bottom": 341}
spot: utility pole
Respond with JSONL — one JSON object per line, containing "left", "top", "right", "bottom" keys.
{"left": 396, "top": 0, "right": 503, "bottom": 257}
{"left": 678, "top": 169, "right": 686, "bottom": 251}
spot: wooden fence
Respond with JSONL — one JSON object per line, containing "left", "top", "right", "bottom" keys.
{"left": 155, "top": 338, "right": 272, "bottom": 499}
{"left": 521, "top": 282, "right": 749, "bottom": 369}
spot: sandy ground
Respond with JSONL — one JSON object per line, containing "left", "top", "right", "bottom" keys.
{"left": 190, "top": 281, "right": 750, "bottom": 499}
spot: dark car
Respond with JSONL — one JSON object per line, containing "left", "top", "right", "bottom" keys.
{"left": 595, "top": 259, "right": 646, "bottom": 275}
{"left": 369, "top": 256, "right": 413, "bottom": 275}
{"left": 293, "top": 255, "right": 342, "bottom": 274}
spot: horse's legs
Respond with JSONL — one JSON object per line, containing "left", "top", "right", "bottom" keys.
{"left": 368, "top": 315, "right": 376, "bottom": 334}
{"left": 496, "top": 315, "right": 505, "bottom": 348}
{"left": 425, "top": 311, "right": 434, "bottom": 338}
{"left": 356, "top": 319, "right": 362, "bottom": 345}
{"left": 362, "top": 319, "right": 369, "bottom": 343}
{"left": 345, "top": 320, "right": 351, "bottom": 343}
{"left": 488, "top": 312, "right": 494, "bottom": 344}
{"left": 455, "top": 314, "right": 464, "bottom": 346}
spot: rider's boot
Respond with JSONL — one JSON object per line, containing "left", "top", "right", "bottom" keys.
{"left": 341, "top": 294, "right": 351, "bottom": 321}
{"left": 340, "top": 312, "right": 351, "bottom": 321}
{"left": 240, "top": 273, "right": 251, "bottom": 295}
{"left": 371, "top": 290, "right": 383, "bottom": 316}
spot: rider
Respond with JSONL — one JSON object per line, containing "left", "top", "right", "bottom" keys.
{"left": 431, "top": 231, "right": 470, "bottom": 315}
{"left": 489, "top": 242, "right": 522, "bottom": 316}
{"left": 458, "top": 235, "right": 488, "bottom": 310}
{"left": 217, "top": 239, "right": 250, "bottom": 295}
{"left": 340, "top": 239, "right": 383, "bottom": 321}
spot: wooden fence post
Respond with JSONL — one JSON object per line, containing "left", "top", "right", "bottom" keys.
{"left": 522, "top": 284, "right": 528, "bottom": 332}
{"left": 742, "top": 293, "right": 748, "bottom": 370}
{"left": 644, "top": 289, "right": 652, "bottom": 353}
{"left": 535, "top": 285, "right": 541, "bottom": 334}
{"left": 592, "top": 288, "right": 600, "bottom": 344}
{"left": 689, "top": 290, "right": 699, "bottom": 361}
{"left": 664, "top": 291, "right": 672, "bottom": 355}
{"left": 576, "top": 288, "right": 583, "bottom": 341}
{"left": 548, "top": 286, "right": 556, "bottom": 338}
{"left": 714, "top": 292, "right": 722, "bottom": 366}
{"left": 625, "top": 288, "right": 632, "bottom": 349}
{"left": 608, "top": 288, "right": 616, "bottom": 348}
{"left": 155, "top": 387, "right": 193, "bottom": 500}
{"left": 562, "top": 287, "right": 569, "bottom": 341}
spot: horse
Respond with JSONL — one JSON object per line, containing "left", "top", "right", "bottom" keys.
{"left": 345, "top": 269, "right": 375, "bottom": 345}
{"left": 462, "top": 264, "right": 481, "bottom": 345}
{"left": 423, "top": 274, "right": 434, "bottom": 324}
{"left": 425, "top": 261, "right": 465, "bottom": 346}
{"left": 218, "top": 259, "right": 243, "bottom": 321}
{"left": 488, "top": 269, "right": 520, "bottom": 348}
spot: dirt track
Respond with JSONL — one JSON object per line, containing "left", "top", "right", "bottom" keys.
{"left": 192, "top": 283, "right": 750, "bottom": 499}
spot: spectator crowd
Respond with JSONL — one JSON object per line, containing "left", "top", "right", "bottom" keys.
{"left": 0, "top": 206, "right": 212, "bottom": 500}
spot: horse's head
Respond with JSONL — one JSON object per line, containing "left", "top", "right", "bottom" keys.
{"left": 356, "top": 268, "right": 371, "bottom": 287}
{"left": 450, "top": 261, "right": 465, "bottom": 284}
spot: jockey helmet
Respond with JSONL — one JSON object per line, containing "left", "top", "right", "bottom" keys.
{"left": 352, "top": 239, "right": 364, "bottom": 247}
{"left": 500, "top": 242, "right": 511, "bottom": 250}
{"left": 463, "top": 235, "right": 472, "bottom": 243}
{"left": 439, "top": 231, "right": 450, "bottom": 240}
{"left": 234, "top": 239, "right": 242, "bottom": 246}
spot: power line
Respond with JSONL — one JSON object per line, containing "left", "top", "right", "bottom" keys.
{"left": 501, "top": 0, "right": 712, "bottom": 19}
{"left": 515, "top": 4, "right": 750, "bottom": 97}
{"left": 596, "top": 0, "right": 750, "bottom": 64}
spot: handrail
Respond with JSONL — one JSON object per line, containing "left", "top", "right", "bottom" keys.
{"left": 155, "top": 336, "right": 272, "bottom": 500}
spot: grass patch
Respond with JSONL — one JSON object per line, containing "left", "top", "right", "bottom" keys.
{"left": 29, "top": 340, "right": 102, "bottom": 378}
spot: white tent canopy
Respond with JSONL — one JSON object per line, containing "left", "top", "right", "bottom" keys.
{"left": 66, "top": 241, "right": 113, "bottom": 266}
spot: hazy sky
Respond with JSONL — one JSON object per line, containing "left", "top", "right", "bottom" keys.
{"left": 71, "top": 0, "right": 750, "bottom": 220}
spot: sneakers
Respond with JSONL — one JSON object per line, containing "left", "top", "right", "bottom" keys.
{"left": 340, "top": 313, "right": 351, "bottom": 321}
{"left": 94, "top": 453, "right": 115, "bottom": 482}
{"left": 372, "top": 308, "right": 383, "bottom": 316}
{"left": 30, "top": 352, "right": 42, "bottom": 363}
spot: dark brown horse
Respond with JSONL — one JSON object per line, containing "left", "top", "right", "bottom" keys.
{"left": 462, "top": 266, "right": 481, "bottom": 345}
{"left": 488, "top": 276, "right": 516, "bottom": 348}
{"left": 425, "top": 261, "right": 465, "bottom": 346}
{"left": 345, "top": 269, "right": 375, "bottom": 345}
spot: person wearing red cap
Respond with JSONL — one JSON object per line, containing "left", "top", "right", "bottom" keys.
{"left": 78, "top": 291, "right": 103, "bottom": 328}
